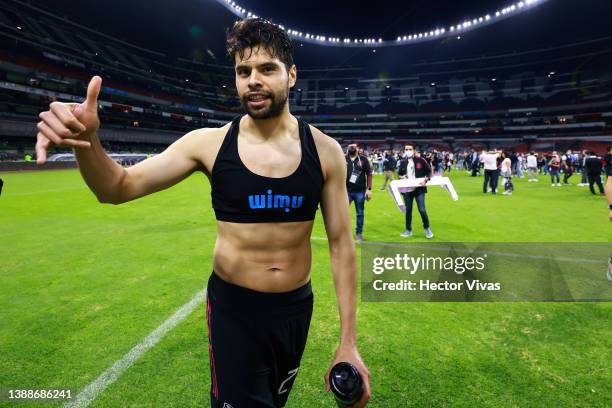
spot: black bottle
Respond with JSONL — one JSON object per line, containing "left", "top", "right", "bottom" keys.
{"left": 329, "top": 362, "right": 363, "bottom": 407}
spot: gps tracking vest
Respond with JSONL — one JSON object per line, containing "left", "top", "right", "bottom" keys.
{"left": 211, "top": 116, "right": 324, "bottom": 223}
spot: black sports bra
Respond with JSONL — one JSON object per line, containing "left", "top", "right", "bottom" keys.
{"left": 211, "top": 116, "right": 324, "bottom": 223}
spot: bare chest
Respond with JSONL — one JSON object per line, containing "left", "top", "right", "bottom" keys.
{"left": 237, "top": 134, "right": 302, "bottom": 178}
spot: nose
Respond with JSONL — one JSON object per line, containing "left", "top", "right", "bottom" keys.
{"left": 248, "top": 70, "right": 263, "bottom": 89}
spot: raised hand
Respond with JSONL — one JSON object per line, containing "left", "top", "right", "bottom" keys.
{"left": 36, "top": 76, "right": 102, "bottom": 164}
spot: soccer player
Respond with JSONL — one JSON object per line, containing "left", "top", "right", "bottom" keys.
{"left": 34, "top": 18, "right": 370, "bottom": 408}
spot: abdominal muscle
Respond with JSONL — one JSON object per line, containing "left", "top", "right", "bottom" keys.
{"left": 212, "top": 220, "right": 314, "bottom": 292}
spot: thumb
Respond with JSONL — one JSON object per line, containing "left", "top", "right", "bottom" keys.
{"left": 83, "top": 76, "right": 102, "bottom": 111}
{"left": 36, "top": 142, "right": 48, "bottom": 164}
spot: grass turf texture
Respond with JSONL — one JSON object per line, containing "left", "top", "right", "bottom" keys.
{"left": 0, "top": 169, "right": 610, "bottom": 407}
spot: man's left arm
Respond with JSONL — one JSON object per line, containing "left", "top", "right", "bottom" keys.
{"left": 320, "top": 140, "right": 371, "bottom": 407}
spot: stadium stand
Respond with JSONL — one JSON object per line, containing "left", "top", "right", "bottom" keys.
{"left": 1, "top": 0, "right": 611, "bottom": 158}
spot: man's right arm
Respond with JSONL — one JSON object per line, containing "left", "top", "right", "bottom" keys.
{"left": 73, "top": 129, "right": 204, "bottom": 204}
{"left": 36, "top": 76, "right": 206, "bottom": 204}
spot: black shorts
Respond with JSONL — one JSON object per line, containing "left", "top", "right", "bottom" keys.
{"left": 205, "top": 271, "right": 313, "bottom": 408}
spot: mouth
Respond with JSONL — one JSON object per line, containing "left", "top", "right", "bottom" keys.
{"left": 246, "top": 93, "right": 271, "bottom": 108}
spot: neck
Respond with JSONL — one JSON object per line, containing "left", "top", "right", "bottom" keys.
{"left": 242, "top": 104, "right": 295, "bottom": 140}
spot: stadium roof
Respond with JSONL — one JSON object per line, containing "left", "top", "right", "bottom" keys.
{"left": 30, "top": 0, "right": 612, "bottom": 71}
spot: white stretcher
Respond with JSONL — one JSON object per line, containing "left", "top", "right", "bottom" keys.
{"left": 388, "top": 177, "right": 459, "bottom": 213}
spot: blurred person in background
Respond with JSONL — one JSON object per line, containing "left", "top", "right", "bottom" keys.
{"left": 562, "top": 150, "right": 574, "bottom": 185}
{"left": 380, "top": 150, "right": 396, "bottom": 190}
{"left": 604, "top": 146, "right": 612, "bottom": 178}
{"left": 470, "top": 149, "right": 480, "bottom": 176}
{"left": 482, "top": 149, "right": 500, "bottom": 194}
{"left": 501, "top": 153, "right": 513, "bottom": 196}
{"left": 549, "top": 152, "right": 561, "bottom": 187}
{"left": 527, "top": 151, "right": 538, "bottom": 182}
{"left": 346, "top": 143, "right": 373, "bottom": 242}
{"left": 516, "top": 153, "right": 524, "bottom": 178}
{"left": 585, "top": 151, "right": 604, "bottom": 195}
{"left": 398, "top": 145, "right": 433, "bottom": 238}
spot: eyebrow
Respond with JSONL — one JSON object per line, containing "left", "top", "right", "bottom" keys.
{"left": 235, "top": 62, "right": 279, "bottom": 71}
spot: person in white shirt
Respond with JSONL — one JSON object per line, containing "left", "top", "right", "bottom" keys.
{"left": 516, "top": 154, "right": 524, "bottom": 178}
{"left": 526, "top": 151, "right": 538, "bottom": 182}
{"left": 501, "top": 153, "right": 513, "bottom": 195}
{"left": 481, "top": 149, "right": 500, "bottom": 194}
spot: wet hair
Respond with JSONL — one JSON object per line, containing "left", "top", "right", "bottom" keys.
{"left": 226, "top": 18, "right": 294, "bottom": 72}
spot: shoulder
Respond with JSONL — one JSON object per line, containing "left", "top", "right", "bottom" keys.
{"left": 183, "top": 122, "right": 230, "bottom": 143}
{"left": 307, "top": 123, "right": 345, "bottom": 178}
{"left": 179, "top": 122, "right": 232, "bottom": 173}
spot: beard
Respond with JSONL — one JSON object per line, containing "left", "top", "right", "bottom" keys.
{"left": 240, "top": 84, "right": 289, "bottom": 119}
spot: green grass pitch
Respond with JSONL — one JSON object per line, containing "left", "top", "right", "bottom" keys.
{"left": 0, "top": 168, "right": 610, "bottom": 407}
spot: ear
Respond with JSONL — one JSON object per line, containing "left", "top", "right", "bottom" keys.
{"left": 288, "top": 64, "right": 297, "bottom": 88}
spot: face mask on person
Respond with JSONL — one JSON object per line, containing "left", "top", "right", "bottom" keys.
{"left": 348, "top": 147, "right": 357, "bottom": 156}
{"left": 404, "top": 150, "right": 414, "bottom": 158}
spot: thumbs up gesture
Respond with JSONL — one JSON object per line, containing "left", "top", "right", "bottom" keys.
{"left": 36, "top": 76, "right": 102, "bottom": 164}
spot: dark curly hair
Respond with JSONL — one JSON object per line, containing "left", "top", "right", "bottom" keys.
{"left": 226, "top": 18, "right": 294, "bottom": 72}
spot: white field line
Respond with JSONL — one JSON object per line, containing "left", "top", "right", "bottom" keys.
{"left": 63, "top": 288, "right": 207, "bottom": 408}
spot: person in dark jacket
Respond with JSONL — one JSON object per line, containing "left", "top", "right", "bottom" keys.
{"left": 346, "top": 143, "right": 373, "bottom": 242}
{"left": 397, "top": 144, "right": 434, "bottom": 238}
{"left": 585, "top": 151, "right": 604, "bottom": 195}
{"left": 380, "top": 150, "right": 397, "bottom": 190}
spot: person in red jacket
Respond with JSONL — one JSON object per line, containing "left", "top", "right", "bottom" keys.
{"left": 549, "top": 152, "right": 561, "bottom": 186}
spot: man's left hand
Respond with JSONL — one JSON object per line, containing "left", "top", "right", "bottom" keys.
{"left": 324, "top": 343, "right": 371, "bottom": 407}
{"left": 365, "top": 190, "right": 372, "bottom": 201}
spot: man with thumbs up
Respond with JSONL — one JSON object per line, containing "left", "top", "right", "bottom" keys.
{"left": 35, "top": 18, "right": 370, "bottom": 408}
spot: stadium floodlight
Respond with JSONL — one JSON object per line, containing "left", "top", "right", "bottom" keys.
{"left": 212, "top": 0, "right": 550, "bottom": 47}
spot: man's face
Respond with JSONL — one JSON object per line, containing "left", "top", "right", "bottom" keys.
{"left": 234, "top": 46, "right": 296, "bottom": 119}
